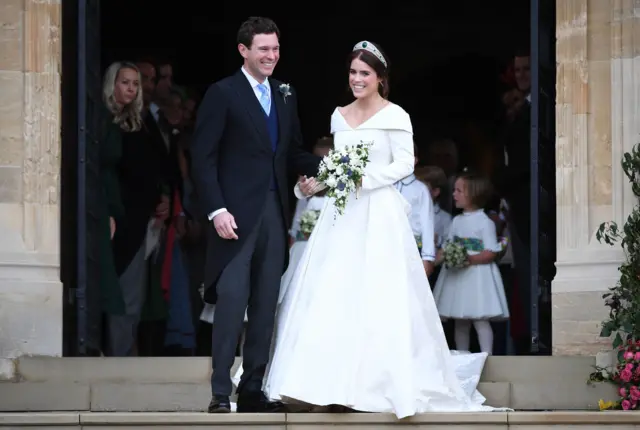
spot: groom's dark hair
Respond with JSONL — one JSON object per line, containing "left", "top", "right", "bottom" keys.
{"left": 237, "top": 17, "right": 280, "bottom": 48}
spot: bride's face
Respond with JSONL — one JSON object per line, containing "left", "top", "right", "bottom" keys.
{"left": 349, "top": 58, "right": 380, "bottom": 99}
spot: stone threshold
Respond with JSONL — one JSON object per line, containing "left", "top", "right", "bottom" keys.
{"left": 1, "top": 411, "right": 639, "bottom": 427}
{"left": 1, "top": 356, "right": 620, "bottom": 412}
{"left": 6, "top": 355, "right": 600, "bottom": 383}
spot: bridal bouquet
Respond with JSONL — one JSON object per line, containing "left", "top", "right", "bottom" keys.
{"left": 299, "top": 209, "right": 320, "bottom": 237}
{"left": 316, "top": 140, "right": 373, "bottom": 216}
{"left": 442, "top": 239, "right": 468, "bottom": 269}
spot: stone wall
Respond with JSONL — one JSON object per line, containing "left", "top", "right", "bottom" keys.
{"left": 0, "top": 0, "right": 62, "bottom": 378}
{"left": 552, "top": 1, "right": 639, "bottom": 354}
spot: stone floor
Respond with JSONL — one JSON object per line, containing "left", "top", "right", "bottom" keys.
{"left": 0, "top": 355, "right": 626, "bottom": 429}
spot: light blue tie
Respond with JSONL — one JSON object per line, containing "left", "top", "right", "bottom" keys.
{"left": 257, "top": 83, "right": 271, "bottom": 115}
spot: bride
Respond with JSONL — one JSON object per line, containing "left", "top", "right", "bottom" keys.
{"left": 261, "top": 41, "right": 500, "bottom": 418}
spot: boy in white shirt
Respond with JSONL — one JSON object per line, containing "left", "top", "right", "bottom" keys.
{"left": 415, "top": 165, "right": 452, "bottom": 250}
{"left": 395, "top": 144, "right": 436, "bottom": 276}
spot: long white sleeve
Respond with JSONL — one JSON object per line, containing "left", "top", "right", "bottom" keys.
{"left": 361, "top": 130, "right": 414, "bottom": 191}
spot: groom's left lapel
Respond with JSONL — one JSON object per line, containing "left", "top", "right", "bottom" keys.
{"left": 270, "top": 80, "right": 289, "bottom": 150}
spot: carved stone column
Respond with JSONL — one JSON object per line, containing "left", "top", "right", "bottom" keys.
{"left": 0, "top": 0, "right": 62, "bottom": 378}
{"left": 552, "top": 0, "right": 639, "bottom": 355}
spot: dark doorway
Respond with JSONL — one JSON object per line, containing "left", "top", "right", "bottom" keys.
{"left": 529, "top": 0, "right": 556, "bottom": 354}
{"left": 61, "top": 0, "right": 103, "bottom": 357}
{"left": 99, "top": 2, "right": 530, "bottom": 146}
{"left": 61, "top": 0, "right": 555, "bottom": 356}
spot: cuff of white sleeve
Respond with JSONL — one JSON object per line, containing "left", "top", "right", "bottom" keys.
{"left": 208, "top": 208, "right": 227, "bottom": 221}
{"left": 293, "top": 184, "right": 306, "bottom": 200}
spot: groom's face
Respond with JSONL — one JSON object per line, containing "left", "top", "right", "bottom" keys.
{"left": 239, "top": 33, "right": 280, "bottom": 82}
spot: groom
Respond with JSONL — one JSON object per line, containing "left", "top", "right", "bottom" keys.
{"left": 190, "top": 17, "right": 321, "bottom": 413}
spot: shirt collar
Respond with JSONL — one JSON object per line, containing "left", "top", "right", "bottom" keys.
{"left": 241, "top": 67, "right": 269, "bottom": 92}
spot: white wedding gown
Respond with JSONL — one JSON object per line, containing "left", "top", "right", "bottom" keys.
{"left": 260, "top": 104, "right": 501, "bottom": 418}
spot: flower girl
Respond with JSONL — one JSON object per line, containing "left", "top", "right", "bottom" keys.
{"left": 433, "top": 171, "right": 510, "bottom": 354}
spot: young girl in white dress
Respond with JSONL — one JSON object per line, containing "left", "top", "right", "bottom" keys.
{"left": 433, "top": 171, "right": 510, "bottom": 354}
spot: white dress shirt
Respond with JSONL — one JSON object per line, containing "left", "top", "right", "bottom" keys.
{"left": 433, "top": 203, "right": 452, "bottom": 249}
{"left": 395, "top": 174, "right": 436, "bottom": 261}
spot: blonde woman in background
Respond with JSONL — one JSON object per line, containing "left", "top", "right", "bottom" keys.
{"left": 95, "top": 61, "right": 143, "bottom": 356}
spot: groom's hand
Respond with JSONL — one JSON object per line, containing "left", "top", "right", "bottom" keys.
{"left": 213, "top": 212, "right": 238, "bottom": 240}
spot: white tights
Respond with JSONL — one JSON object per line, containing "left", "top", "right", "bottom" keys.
{"left": 454, "top": 319, "right": 493, "bottom": 355}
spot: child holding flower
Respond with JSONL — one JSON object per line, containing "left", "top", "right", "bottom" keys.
{"left": 432, "top": 171, "right": 510, "bottom": 354}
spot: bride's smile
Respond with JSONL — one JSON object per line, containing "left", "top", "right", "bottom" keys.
{"left": 349, "top": 58, "right": 380, "bottom": 99}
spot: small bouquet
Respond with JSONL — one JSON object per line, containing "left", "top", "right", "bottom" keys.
{"left": 496, "top": 236, "right": 509, "bottom": 260}
{"left": 316, "top": 140, "right": 373, "bottom": 216}
{"left": 299, "top": 209, "right": 320, "bottom": 238}
{"left": 442, "top": 239, "right": 468, "bottom": 269}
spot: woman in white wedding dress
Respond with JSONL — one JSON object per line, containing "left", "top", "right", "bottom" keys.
{"left": 263, "top": 41, "right": 501, "bottom": 418}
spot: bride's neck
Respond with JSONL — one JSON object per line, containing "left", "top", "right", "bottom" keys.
{"left": 354, "top": 94, "right": 385, "bottom": 110}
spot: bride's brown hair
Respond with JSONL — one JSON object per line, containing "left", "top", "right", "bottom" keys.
{"left": 349, "top": 42, "right": 390, "bottom": 99}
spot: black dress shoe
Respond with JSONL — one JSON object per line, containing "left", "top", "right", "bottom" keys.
{"left": 237, "top": 391, "right": 285, "bottom": 413}
{"left": 207, "top": 395, "right": 231, "bottom": 413}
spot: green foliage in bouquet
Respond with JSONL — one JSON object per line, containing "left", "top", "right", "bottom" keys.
{"left": 442, "top": 239, "right": 468, "bottom": 269}
{"left": 316, "top": 141, "right": 372, "bottom": 216}
{"left": 299, "top": 210, "right": 320, "bottom": 235}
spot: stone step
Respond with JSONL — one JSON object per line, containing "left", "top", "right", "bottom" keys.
{"left": 1, "top": 411, "right": 639, "bottom": 429}
{"left": 0, "top": 356, "right": 617, "bottom": 412}
{"left": 9, "top": 355, "right": 598, "bottom": 383}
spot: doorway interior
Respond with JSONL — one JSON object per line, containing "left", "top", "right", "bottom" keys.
{"left": 60, "top": 0, "right": 555, "bottom": 356}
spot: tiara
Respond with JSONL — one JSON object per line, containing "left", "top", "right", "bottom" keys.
{"left": 353, "top": 41, "right": 387, "bottom": 67}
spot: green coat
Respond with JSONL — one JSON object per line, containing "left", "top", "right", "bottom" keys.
{"left": 99, "top": 117, "right": 126, "bottom": 315}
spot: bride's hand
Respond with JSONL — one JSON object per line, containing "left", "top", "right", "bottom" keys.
{"left": 299, "top": 176, "right": 320, "bottom": 196}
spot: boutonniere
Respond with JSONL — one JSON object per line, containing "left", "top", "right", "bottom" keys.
{"left": 279, "top": 83, "right": 291, "bottom": 103}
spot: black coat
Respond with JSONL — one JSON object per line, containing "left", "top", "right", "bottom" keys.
{"left": 112, "top": 112, "right": 180, "bottom": 275}
{"left": 190, "top": 70, "right": 320, "bottom": 303}
{"left": 497, "top": 102, "right": 531, "bottom": 247}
